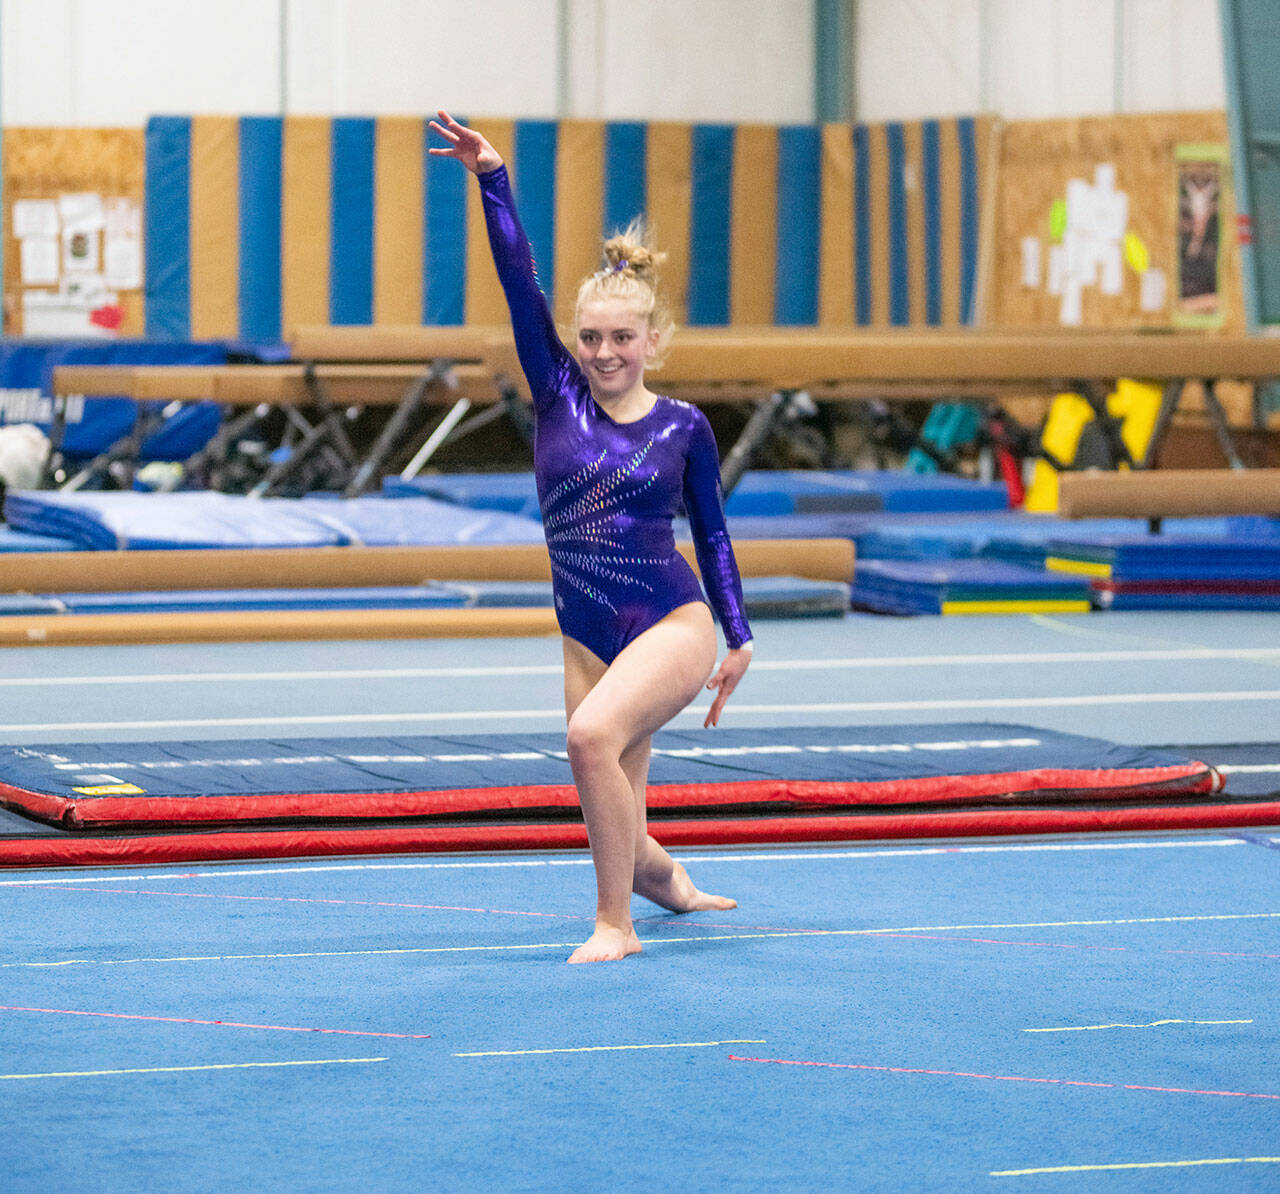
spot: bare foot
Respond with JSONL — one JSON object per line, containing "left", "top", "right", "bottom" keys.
{"left": 568, "top": 923, "right": 642, "bottom": 963}
{"left": 634, "top": 860, "right": 737, "bottom": 914}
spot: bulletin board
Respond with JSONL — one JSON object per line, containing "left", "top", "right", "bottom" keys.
{"left": 989, "top": 110, "right": 1241, "bottom": 334}
{"left": 2, "top": 127, "right": 146, "bottom": 338}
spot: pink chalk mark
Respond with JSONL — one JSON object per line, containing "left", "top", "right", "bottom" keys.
{"left": 0, "top": 1004, "right": 430, "bottom": 1039}
{"left": 728, "top": 1055, "right": 1280, "bottom": 1100}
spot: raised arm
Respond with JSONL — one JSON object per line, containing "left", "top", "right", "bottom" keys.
{"left": 428, "top": 111, "right": 571, "bottom": 403}
{"left": 682, "top": 410, "right": 753, "bottom": 726}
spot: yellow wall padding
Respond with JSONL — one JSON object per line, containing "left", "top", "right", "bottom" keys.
{"left": 189, "top": 116, "right": 240, "bottom": 340}
{"left": 1058, "top": 469, "right": 1280, "bottom": 519}
{"left": 903, "top": 120, "right": 928, "bottom": 329}
{"left": 647, "top": 122, "right": 694, "bottom": 329}
{"left": 374, "top": 117, "right": 426, "bottom": 326}
{"left": 865, "top": 122, "right": 891, "bottom": 328}
{"left": 281, "top": 117, "right": 332, "bottom": 338}
{"left": 465, "top": 119, "right": 514, "bottom": 326}
{"left": 0, "top": 538, "right": 854, "bottom": 596}
{"left": 819, "top": 123, "right": 855, "bottom": 327}
{"left": 730, "top": 124, "right": 778, "bottom": 325}
{"left": 938, "top": 118, "right": 964, "bottom": 327}
{"left": 552, "top": 121, "right": 605, "bottom": 327}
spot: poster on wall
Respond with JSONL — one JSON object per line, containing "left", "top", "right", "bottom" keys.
{"left": 1173, "top": 143, "right": 1229, "bottom": 329}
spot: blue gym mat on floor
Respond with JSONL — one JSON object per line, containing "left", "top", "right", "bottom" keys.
{"left": 1045, "top": 535, "right": 1280, "bottom": 581}
{"left": 2, "top": 492, "right": 546, "bottom": 550}
{"left": 0, "top": 525, "right": 81, "bottom": 552}
{"left": 850, "top": 559, "right": 1094, "bottom": 615}
{"left": 384, "top": 469, "right": 1010, "bottom": 518}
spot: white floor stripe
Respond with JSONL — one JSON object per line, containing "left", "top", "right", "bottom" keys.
{"left": 4, "top": 689, "right": 1277, "bottom": 734}
{"left": 0, "top": 837, "right": 1252, "bottom": 886}
{"left": 3, "top": 647, "right": 1279, "bottom": 689}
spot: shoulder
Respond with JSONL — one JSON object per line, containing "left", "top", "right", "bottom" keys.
{"left": 653, "top": 395, "right": 708, "bottom": 434}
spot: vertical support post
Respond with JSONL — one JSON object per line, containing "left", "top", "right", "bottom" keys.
{"left": 814, "top": 0, "right": 853, "bottom": 123}
{"left": 1220, "top": 0, "right": 1260, "bottom": 331}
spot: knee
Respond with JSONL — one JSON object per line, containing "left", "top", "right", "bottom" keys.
{"left": 566, "top": 709, "right": 620, "bottom": 774}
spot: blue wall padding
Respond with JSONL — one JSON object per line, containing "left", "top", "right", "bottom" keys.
{"left": 687, "top": 124, "right": 734, "bottom": 326}
{"left": 0, "top": 723, "right": 1210, "bottom": 813}
{"left": 513, "top": 121, "right": 558, "bottom": 301}
{"left": 853, "top": 124, "right": 872, "bottom": 325}
{"left": 0, "top": 338, "right": 226, "bottom": 457}
{"left": 2, "top": 492, "right": 545, "bottom": 550}
{"left": 886, "top": 123, "right": 909, "bottom": 326}
{"left": 922, "top": 120, "right": 942, "bottom": 325}
{"left": 958, "top": 116, "right": 980, "bottom": 322}
{"left": 604, "top": 122, "right": 647, "bottom": 237}
{"left": 774, "top": 125, "right": 821, "bottom": 325}
{"left": 851, "top": 558, "right": 1092, "bottom": 615}
{"left": 144, "top": 116, "right": 192, "bottom": 339}
{"left": 423, "top": 117, "right": 467, "bottom": 325}
{"left": 330, "top": 118, "right": 376, "bottom": 326}
{"left": 237, "top": 117, "right": 284, "bottom": 342}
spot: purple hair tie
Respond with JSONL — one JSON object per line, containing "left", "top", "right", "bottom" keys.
{"left": 612, "top": 259, "right": 628, "bottom": 273}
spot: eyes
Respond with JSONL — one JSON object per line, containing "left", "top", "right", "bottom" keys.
{"left": 578, "top": 329, "right": 637, "bottom": 348}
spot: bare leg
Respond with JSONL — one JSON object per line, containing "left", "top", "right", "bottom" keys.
{"left": 561, "top": 602, "right": 722, "bottom": 962}
{"left": 622, "top": 739, "right": 736, "bottom": 914}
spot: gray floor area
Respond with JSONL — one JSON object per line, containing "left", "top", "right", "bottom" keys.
{"left": 0, "top": 609, "right": 1276, "bottom": 748}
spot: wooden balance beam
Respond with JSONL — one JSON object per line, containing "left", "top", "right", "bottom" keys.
{"left": 1058, "top": 469, "right": 1280, "bottom": 521}
{"left": 0, "top": 538, "right": 853, "bottom": 647}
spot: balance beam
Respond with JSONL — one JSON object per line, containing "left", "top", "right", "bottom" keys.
{"left": 0, "top": 538, "right": 854, "bottom": 594}
{"left": 1058, "top": 469, "right": 1280, "bottom": 519}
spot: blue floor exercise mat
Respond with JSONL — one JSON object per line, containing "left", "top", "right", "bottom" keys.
{"left": 294, "top": 495, "right": 545, "bottom": 545}
{"left": 382, "top": 473, "right": 542, "bottom": 518}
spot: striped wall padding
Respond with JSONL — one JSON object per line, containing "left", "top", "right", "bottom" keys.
{"left": 145, "top": 115, "right": 991, "bottom": 343}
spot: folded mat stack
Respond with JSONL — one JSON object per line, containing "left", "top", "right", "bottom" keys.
{"left": 1046, "top": 523, "right": 1280, "bottom": 610}
{"left": 385, "top": 469, "right": 1010, "bottom": 517}
{"left": 849, "top": 558, "right": 1094, "bottom": 615}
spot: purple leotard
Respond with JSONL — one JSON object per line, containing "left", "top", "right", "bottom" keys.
{"left": 478, "top": 165, "right": 752, "bottom": 665}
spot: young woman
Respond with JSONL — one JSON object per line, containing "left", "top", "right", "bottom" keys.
{"left": 430, "top": 112, "right": 754, "bottom": 963}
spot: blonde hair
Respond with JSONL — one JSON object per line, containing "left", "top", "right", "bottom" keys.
{"left": 574, "top": 218, "right": 676, "bottom": 366}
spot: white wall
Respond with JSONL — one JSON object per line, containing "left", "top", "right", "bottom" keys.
{"left": 0, "top": 0, "right": 812, "bottom": 126}
{"left": 0, "top": 0, "right": 1226, "bottom": 128}
{"left": 854, "top": 0, "right": 1225, "bottom": 122}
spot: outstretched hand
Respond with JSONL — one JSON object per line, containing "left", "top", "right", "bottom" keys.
{"left": 428, "top": 110, "right": 503, "bottom": 175}
{"left": 703, "top": 642, "right": 753, "bottom": 728}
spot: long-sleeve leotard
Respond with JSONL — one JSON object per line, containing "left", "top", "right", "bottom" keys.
{"left": 478, "top": 164, "right": 752, "bottom": 664}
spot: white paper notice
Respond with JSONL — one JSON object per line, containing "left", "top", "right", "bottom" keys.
{"left": 20, "top": 236, "right": 61, "bottom": 285}
{"left": 1060, "top": 279, "right": 1084, "bottom": 327}
{"left": 1047, "top": 245, "right": 1066, "bottom": 296}
{"left": 1020, "top": 237, "right": 1041, "bottom": 288}
{"left": 1140, "top": 267, "right": 1167, "bottom": 312}
{"left": 104, "top": 236, "right": 142, "bottom": 288}
{"left": 1099, "top": 243, "right": 1124, "bottom": 295}
{"left": 58, "top": 192, "right": 105, "bottom": 233}
{"left": 13, "top": 199, "right": 59, "bottom": 239}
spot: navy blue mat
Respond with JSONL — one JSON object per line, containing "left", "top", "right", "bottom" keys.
{"left": 1046, "top": 535, "right": 1280, "bottom": 580}
{"left": 0, "top": 724, "right": 1215, "bottom": 830}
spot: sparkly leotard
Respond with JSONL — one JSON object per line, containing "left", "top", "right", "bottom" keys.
{"left": 479, "top": 165, "right": 752, "bottom": 665}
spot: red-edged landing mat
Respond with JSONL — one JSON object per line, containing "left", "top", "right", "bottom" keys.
{"left": 1, "top": 799, "right": 1279, "bottom": 868}
{"left": 0, "top": 724, "right": 1217, "bottom": 830}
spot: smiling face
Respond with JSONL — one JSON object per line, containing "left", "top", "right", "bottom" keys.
{"left": 575, "top": 298, "right": 659, "bottom": 403}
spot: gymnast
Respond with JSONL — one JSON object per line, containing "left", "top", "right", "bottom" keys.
{"left": 430, "top": 111, "right": 753, "bottom": 963}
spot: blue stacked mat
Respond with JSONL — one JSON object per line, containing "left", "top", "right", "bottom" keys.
{"left": 386, "top": 469, "right": 1010, "bottom": 521}
{"left": 2, "top": 491, "right": 546, "bottom": 550}
{"left": 850, "top": 558, "right": 1093, "bottom": 616}
{"left": 0, "top": 522, "right": 81, "bottom": 552}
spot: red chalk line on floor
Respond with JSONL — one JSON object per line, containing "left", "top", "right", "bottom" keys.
{"left": 0, "top": 1004, "right": 430, "bottom": 1039}
{"left": 727, "top": 1055, "right": 1280, "bottom": 1100}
